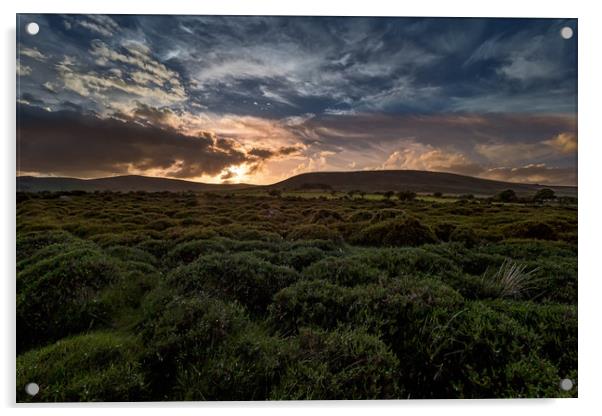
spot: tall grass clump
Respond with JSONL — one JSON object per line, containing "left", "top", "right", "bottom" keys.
{"left": 481, "top": 259, "right": 541, "bottom": 299}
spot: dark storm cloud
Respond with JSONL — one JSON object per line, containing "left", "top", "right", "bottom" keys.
{"left": 248, "top": 146, "right": 302, "bottom": 159}
{"left": 289, "top": 112, "right": 576, "bottom": 155}
{"left": 17, "top": 104, "right": 249, "bottom": 178}
{"left": 16, "top": 15, "right": 577, "bottom": 184}
{"left": 17, "top": 15, "right": 577, "bottom": 118}
{"left": 17, "top": 103, "right": 303, "bottom": 179}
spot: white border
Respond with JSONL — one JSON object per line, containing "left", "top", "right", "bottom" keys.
{"left": 2, "top": 1, "right": 601, "bottom": 414}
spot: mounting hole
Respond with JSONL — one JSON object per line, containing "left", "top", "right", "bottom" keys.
{"left": 560, "top": 378, "right": 574, "bottom": 391}
{"left": 25, "top": 382, "right": 39, "bottom": 396}
{"left": 560, "top": 26, "right": 573, "bottom": 40}
{"left": 25, "top": 22, "right": 39, "bottom": 36}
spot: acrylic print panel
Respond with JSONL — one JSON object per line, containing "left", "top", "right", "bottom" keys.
{"left": 16, "top": 14, "right": 577, "bottom": 402}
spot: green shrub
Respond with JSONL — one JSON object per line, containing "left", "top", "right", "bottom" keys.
{"left": 303, "top": 257, "right": 383, "bottom": 286}
{"left": 434, "top": 222, "right": 457, "bottom": 242}
{"left": 485, "top": 300, "right": 577, "bottom": 376}
{"left": 218, "top": 224, "right": 283, "bottom": 242}
{"left": 16, "top": 332, "right": 146, "bottom": 402}
{"left": 347, "top": 210, "right": 374, "bottom": 222}
{"left": 17, "top": 248, "right": 123, "bottom": 352}
{"left": 449, "top": 226, "right": 479, "bottom": 247}
{"left": 357, "top": 246, "right": 461, "bottom": 278}
{"left": 370, "top": 209, "right": 405, "bottom": 223}
{"left": 174, "top": 325, "right": 292, "bottom": 400}
{"left": 502, "top": 221, "right": 558, "bottom": 240}
{"left": 269, "top": 277, "right": 463, "bottom": 335}
{"left": 166, "top": 253, "right": 299, "bottom": 314}
{"left": 105, "top": 245, "right": 157, "bottom": 266}
{"left": 310, "top": 209, "right": 343, "bottom": 224}
{"left": 288, "top": 224, "right": 343, "bottom": 243}
{"left": 414, "top": 302, "right": 568, "bottom": 398}
{"left": 271, "top": 327, "right": 401, "bottom": 400}
{"left": 351, "top": 217, "right": 437, "bottom": 247}
{"left": 164, "top": 239, "right": 226, "bottom": 267}
{"left": 275, "top": 246, "right": 328, "bottom": 270}
{"left": 140, "top": 293, "right": 289, "bottom": 399}
{"left": 140, "top": 294, "right": 245, "bottom": 395}
{"left": 16, "top": 230, "right": 77, "bottom": 263}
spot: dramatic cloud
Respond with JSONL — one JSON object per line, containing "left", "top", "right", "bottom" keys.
{"left": 16, "top": 15, "right": 577, "bottom": 185}
{"left": 20, "top": 47, "right": 46, "bottom": 61}
{"left": 483, "top": 164, "right": 577, "bottom": 185}
{"left": 382, "top": 143, "right": 483, "bottom": 177}
{"left": 18, "top": 104, "right": 292, "bottom": 179}
{"left": 544, "top": 132, "right": 578, "bottom": 154}
{"left": 17, "top": 62, "right": 31, "bottom": 76}
{"left": 64, "top": 14, "right": 120, "bottom": 37}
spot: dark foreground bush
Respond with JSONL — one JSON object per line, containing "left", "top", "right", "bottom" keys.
{"left": 485, "top": 300, "right": 577, "bottom": 376}
{"left": 269, "top": 277, "right": 464, "bottom": 335}
{"left": 351, "top": 217, "right": 437, "bottom": 247}
{"left": 140, "top": 293, "right": 289, "bottom": 400}
{"left": 271, "top": 327, "right": 401, "bottom": 400}
{"left": 16, "top": 332, "right": 146, "bottom": 402}
{"left": 274, "top": 246, "right": 328, "bottom": 270}
{"left": 413, "top": 302, "right": 573, "bottom": 398}
{"left": 449, "top": 226, "right": 480, "bottom": 247}
{"left": 302, "top": 256, "right": 383, "bottom": 286}
{"left": 287, "top": 224, "right": 343, "bottom": 243}
{"left": 17, "top": 247, "right": 123, "bottom": 352}
{"left": 164, "top": 239, "right": 226, "bottom": 267}
{"left": 502, "top": 221, "right": 558, "bottom": 240}
{"left": 16, "top": 230, "right": 77, "bottom": 263}
{"left": 166, "top": 253, "right": 299, "bottom": 314}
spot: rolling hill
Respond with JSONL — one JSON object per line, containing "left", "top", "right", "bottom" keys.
{"left": 270, "top": 170, "right": 577, "bottom": 197}
{"left": 17, "top": 170, "right": 577, "bottom": 197}
{"left": 16, "top": 175, "right": 254, "bottom": 192}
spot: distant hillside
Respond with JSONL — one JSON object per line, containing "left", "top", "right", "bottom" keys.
{"left": 17, "top": 175, "right": 254, "bottom": 192}
{"left": 17, "top": 170, "right": 577, "bottom": 196}
{"left": 270, "top": 170, "right": 577, "bottom": 197}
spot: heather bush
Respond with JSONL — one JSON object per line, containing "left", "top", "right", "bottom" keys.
{"left": 17, "top": 332, "right": 146, "bottom": 402}
{"left": 271, "top": 327, "right": 401, "bottom": 400}
{"left": 351, "top": 217, "right": 437, "bottom": 247}
{"left": 167, "top": 253, "right": 299, "bottom": 314}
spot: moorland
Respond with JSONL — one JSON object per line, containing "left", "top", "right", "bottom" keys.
{"left": 16, "top": 184, "right": 577, "bottom": 401}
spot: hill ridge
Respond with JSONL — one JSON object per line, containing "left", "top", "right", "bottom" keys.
{"left": 17, "top": 170, "right": 577, "bottom": 196}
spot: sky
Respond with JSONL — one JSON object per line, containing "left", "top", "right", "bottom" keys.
{"left": 17, "top": 15, "right": 577, "bottom": 185}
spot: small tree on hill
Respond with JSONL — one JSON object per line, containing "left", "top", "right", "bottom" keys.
{"left": 533, "top": 188, "right": 556, "bottom": 202}
{"left": 496, "top": 189, "right": 518, "bottom": 203}
{"left": 268, "top": 189, "right": 282, "bottom": 198}
{"left": 397, "top": 190, "right": 417, "bottom": 201}
{"left": 383, "top": 191, "right": 394, "bottom": 200}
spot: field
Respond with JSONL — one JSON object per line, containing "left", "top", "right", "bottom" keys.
{"left": 16, "top": 190, "right": 577, "bottom": 401}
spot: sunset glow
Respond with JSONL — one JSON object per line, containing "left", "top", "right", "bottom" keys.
{"left": 17, "top": 15, "right": 577, "bottom": 185}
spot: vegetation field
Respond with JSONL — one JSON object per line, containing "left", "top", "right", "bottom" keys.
{"left": 16, "top": 190, "right": 577, "bottom": 401}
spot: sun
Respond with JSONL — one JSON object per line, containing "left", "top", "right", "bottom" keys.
{"left": 227, "top": 164, "right": 249, "bottom": 183}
